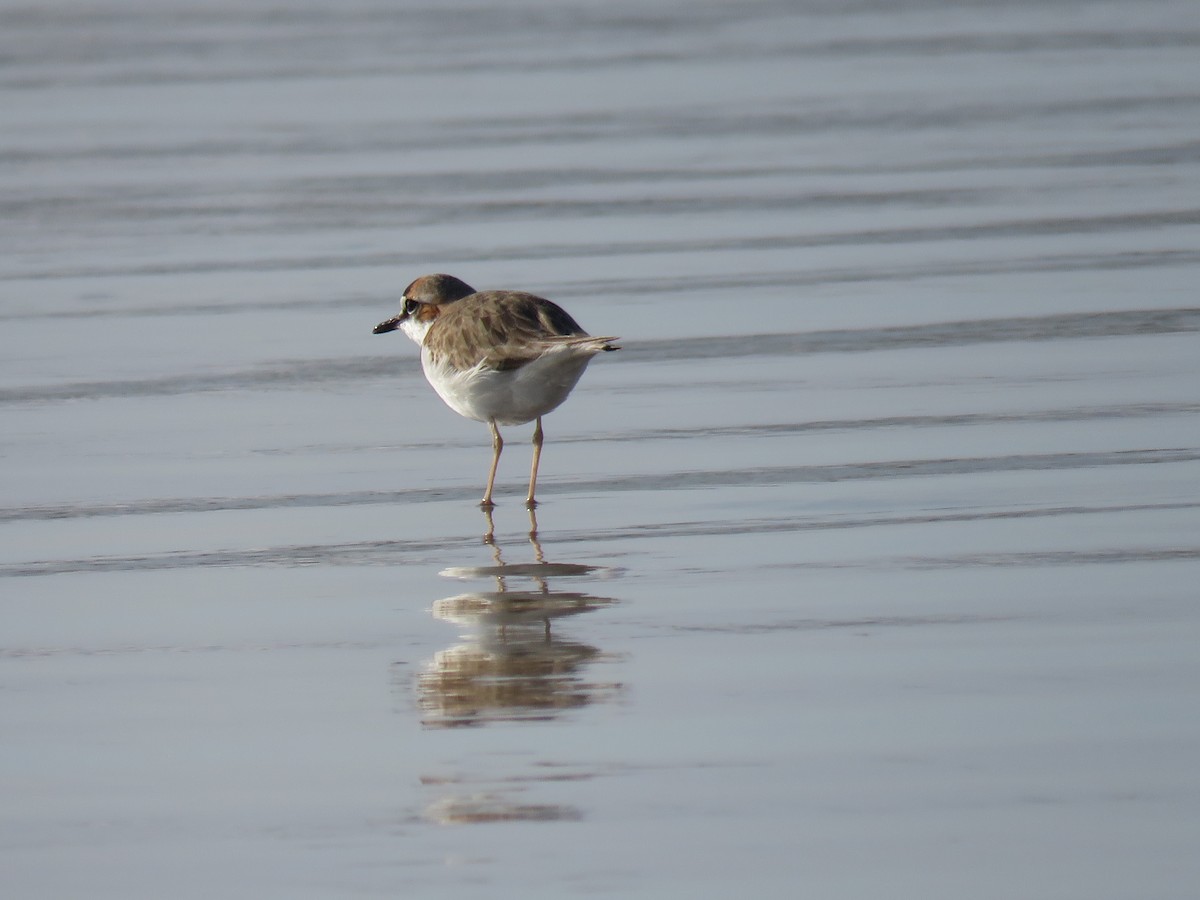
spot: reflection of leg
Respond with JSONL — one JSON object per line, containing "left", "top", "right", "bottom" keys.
{"left": 480, "top": 506, "right": 507, "bottom": 591}
{"left": 527, "top": 506, "right": 545, "bottom": 565}
{"left": 529, "top": 505, "right": 549, "bottom": 593}
{"left": 482, "top": 419, "right": 502, "bottom": 508}
{"left": 526, "top": 417, "right": 543, "bottom": 508}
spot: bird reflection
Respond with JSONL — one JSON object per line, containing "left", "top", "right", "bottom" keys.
{"left": 422, "top": 793, "right": 583, "bottom": 824}
{"left": 415, "top": 508, "right": 621, "bottom": 728}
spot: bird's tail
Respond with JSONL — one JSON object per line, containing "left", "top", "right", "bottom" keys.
{"left": 555, "top": 335, "right": 620, "bottom": 353}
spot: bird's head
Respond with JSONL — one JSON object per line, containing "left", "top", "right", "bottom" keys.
{"left": 372, "top": 273, "right": 476, "bottom": 342}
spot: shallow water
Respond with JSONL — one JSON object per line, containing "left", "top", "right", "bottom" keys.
{"left": 3, "top": 1, "right": 1200, "bottom": 897}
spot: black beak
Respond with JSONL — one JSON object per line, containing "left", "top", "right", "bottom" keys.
{"left": 373, "top": 314, "right": 403, "bottom": 335}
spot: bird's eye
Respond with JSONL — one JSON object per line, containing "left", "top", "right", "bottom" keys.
{"left": 404, "top": 298, "right": 419, "bottom": 316}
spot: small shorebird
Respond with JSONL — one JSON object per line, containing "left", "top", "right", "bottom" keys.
{"left": 373, "top": 274, "right": 619, "bottom": 508}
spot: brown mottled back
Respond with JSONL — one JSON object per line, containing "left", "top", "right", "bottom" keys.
{"left": 425, "top": 291, "right": 602, "bottom": 371}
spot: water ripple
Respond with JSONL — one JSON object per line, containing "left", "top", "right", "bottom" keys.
{"left": 3, "top": 309, "right": 1196, "bottom": 406}
{"left": 5, "top": 498, "right": 1197, "bottom": 579}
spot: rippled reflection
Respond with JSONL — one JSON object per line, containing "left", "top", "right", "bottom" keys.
{"left": 422, "top": 794, "right": 583, "bottom": 825}
{"left": 415, "top": 509, "right": 622, "bottom": 729}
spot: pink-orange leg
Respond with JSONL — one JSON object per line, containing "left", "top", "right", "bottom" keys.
{"left": 481, "top": 419, "right": 502, "bottom": 508}
{"left": 525, "top": 417, "right": 544, "bottom": 508}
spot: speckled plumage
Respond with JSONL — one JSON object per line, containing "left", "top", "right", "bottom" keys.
{"left": 426, "top": 291, "right": 593, "bottom": 372}
{"left": 373, "top": 273, "right": 618, "bottom": 507}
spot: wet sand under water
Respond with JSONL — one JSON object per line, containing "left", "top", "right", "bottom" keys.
{"left": 3, "top": 1, "right": 1200, "bottom": 897}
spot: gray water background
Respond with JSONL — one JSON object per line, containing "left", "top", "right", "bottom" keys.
{"left": 3, "top": 1, "right": 1200, "bottom": 896}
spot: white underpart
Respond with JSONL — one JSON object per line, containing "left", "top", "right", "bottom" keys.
{"left": 420, "top": 343, "right": 597, "bottom": 426}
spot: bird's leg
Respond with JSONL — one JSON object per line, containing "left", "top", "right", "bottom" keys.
{"left": 481, "top": 419, "right": 502, "bottom": 508}
{"left": 526, "top": 417, "right": 544, "bottom": 508}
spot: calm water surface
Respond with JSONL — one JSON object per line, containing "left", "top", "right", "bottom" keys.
{"left": 3, "top": 1, "right": 1200, "bottom": 897}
